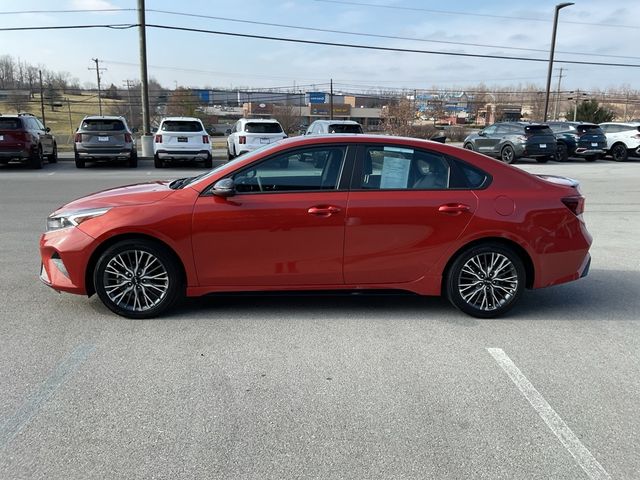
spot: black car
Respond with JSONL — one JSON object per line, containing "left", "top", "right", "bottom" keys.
{"left": 463, "top": 122, "right": 557, "bottom": 164}
{"left": 0, "top": 113, "right": 57, "bottom": 169}
{"left": 547, "top": 122, "right": 607, "bottom": 162}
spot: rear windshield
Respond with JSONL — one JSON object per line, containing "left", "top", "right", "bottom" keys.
{"left": 577, "top": 125, "right": 603, "bottom": 135}
{"left": 525, "top": 125, "right": 553, "bottom": 135}
{"left": 0, "top": 118, "right": 22, "bottom": 130}
{"left": 161, "top": 121, "right": 203, "bottom": 132}
{"left": 244, "top": 122, "right": 283, "bottom": 134}
{"left": 329, "top": 124, "right": 363, "bottom": 134}
{"left": 81, "top": 119, "right": 125, "bottom": 131}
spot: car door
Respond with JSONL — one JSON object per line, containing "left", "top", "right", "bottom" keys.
{"left": 343, "top": 144, "right": 478, "bottom": 285}
{"left": 475, "top": 124, "right": 498, "bottom": 153}
{"left": 191, "top": 144, "right": 353, "bottom": 286}
{"left": 32, "top": 118, "right": 53, "bottom": 155}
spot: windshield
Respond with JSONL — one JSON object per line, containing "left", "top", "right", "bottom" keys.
{"left": 161, "top": 121, "right": 203, "bottom": 132}
{"left": 245, "top": 122, "right": 283, "bottom": 134}
{"left": 329, "top": 124, "right": 363, "bottom": 134}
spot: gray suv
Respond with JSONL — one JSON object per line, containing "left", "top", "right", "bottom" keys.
{"left": 463, "top": 122, "right": 557, "bottom": 164}
{"left": 74, "top": 116, "right": 137, "bottom": 168}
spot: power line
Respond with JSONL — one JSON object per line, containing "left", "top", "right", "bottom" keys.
{"left": 0, "top": 24, "right": 136, "bottom": 32}
{"left": 311, "top": 0, "right": 640, "bottom": 30}
{"left": 145, "top": 23, "right": 640, "bottom": 69}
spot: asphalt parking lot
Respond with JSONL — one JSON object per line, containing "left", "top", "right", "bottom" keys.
{"left": 0, "top": 155, "right": 639, "bottom": 479}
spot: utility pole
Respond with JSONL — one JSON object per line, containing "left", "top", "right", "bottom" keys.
{"left": 67, "top": 98, "right": 73, "bottom": 138}
{"left": 543, "top": 2, "right": 573, "bottom": 122}
{"left": 623, "top": 91, "right": 630, "bottom": 121}
{"left": 138, "top": 0, "right": 153, "bottom": 156}
{"left": 38, "top": 69, "right": 46, "bottom": 127}
{"left": 553, "top": 67, "right": 564, "bottom": 121}
{"left": 122, "top": 79, "right": 135, "bottom": 126}
{"left": 329, "top": 78, "right": 334, "bottom": 120}
{"left": 90, "top": 58, "right": 106, "bottom": 115}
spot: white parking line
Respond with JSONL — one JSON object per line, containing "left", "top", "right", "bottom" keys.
{"left": 0, "top": 344, "right": 95, "bottom": 451}
{"left": 47, "top": 172, "right": 55, "bottom": 176}
{"left": 487, "top": 348, "right": 611, "bottom": 480}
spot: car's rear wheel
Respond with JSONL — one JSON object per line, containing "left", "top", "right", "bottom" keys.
{"left": 463, "top": 143, "right": 475, "bottom": 151}
{"left": 129, "top": 150, "right": 138, "bottom": 168}
{"left": 75, "top": 153, "right": 85, "bottom": 168}
{"left": 29, "top": 145, "right": 43, "bottom": 169}
{"left": 611, "top": 143, "right": 628, "bottom": 162}
{"left": 93, "top": 239, "right": 184, "bottom": 319}
{"left": 555, "top": 142, "right": 569, "bottom": 162}
{"left": 500, "top": 145, "right": 516, "bottom": 164}
{"left": 154, "top": 153, "right": 163, "bottom": 168}
{"left": 446, "top": 243, "right": 525, "bottom": 318}
{"left": 227, "top": 148, "right": 234, "bottom": 161}
{"left": 48, "top": 143, "right": 58, "bottom": 163}
{"left": 204, "top": 153, "right": 213, "bottom": 168}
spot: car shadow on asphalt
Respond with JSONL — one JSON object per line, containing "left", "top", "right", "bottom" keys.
{"left": 138, "top": 268, "right": 639, "bottom": 324}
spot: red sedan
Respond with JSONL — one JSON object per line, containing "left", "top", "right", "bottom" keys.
{"left": 40, "top": 135, "right": 592, "bottom": 318}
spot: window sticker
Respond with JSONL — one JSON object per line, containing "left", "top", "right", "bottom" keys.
{"left": 380, "top": 156, "right": 411, "bottom": 189}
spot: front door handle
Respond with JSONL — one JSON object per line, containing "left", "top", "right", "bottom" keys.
{"left": 438, "top": 203, "right": 471, "bottom": 215}
{"left": 308, "top": 206, "right": 341, "bottom": 217}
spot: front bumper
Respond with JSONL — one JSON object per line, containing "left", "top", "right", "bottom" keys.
{"left": 40, "top": 227, "right": 97, "bottom": 295}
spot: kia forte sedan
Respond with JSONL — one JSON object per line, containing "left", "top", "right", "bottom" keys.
{"left": 40, "top": 135, "right": 592, "bottom": 319}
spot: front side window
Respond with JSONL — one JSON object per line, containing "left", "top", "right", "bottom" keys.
{"left": 232, "top": 146, "right": 346, "bottom": 193}
{"left": 483, "top": 125, "right": 497, "bottom": 136}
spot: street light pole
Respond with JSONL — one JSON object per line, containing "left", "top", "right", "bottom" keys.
{"left": 543, "top": 2, "right": 573, "bottom": 122}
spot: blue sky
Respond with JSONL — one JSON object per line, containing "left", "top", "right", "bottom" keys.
{"left": 1, "top": 0, "right": 639, "bottom": 92}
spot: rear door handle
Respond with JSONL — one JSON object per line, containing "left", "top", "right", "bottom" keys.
{"left": 438, "top": 203, "right": 471, "bottom": 215}
{"left": 308, "top": 206, "right": 341, "bottom": 217}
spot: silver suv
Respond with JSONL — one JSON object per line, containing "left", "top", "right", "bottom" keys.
{"left": 74, "top": 115, "right": 137, "bottom": 168}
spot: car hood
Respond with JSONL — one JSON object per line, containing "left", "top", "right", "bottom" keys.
{"left": 54, "top": 181, "right": 174, "bottom": 213}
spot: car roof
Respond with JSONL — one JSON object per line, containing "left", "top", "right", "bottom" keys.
{"left": 312, "top": 120, "right": 361, "bottom": 125}
{"left": 160, "top": 117, "right": 203, "bottom": 122}
{"left": 239, "top": 118, "right": 281, "bottom": 123}
{"left": 82, "top": 115, "right": 126, "bottom": 120}
{"left": 599, "top": 122, "right": 640, "bottom": 126}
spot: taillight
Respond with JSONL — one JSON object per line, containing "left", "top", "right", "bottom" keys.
{"left": 155, "top": 134, "right": 162, "bottom": 143}
{"left": 12, "top": 131, "right": 28, "bottom": 142}
{"left": 124, "top": 133, "right": 132, "bottom": 143}
{"left": 202, "top": 135, "right": 209, "bottom": 144}
{"left": 74, "top": 133, "right": 82, "bottom": 142}
{"left": 239, "top": 136, "right": 246, "bottom": 144}
{"left": 562, "top": 196, "right": 585, "bottom": 216}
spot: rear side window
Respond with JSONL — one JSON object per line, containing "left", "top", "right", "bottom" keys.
{"left": 525, "top": 125, "right": 553, "bottom": 135}
{"left": 329, "top": 124, "right": 363, "bottom": 134}
{"left": 82, "top": 119, "right": 125, "bottom": 131}
{"left": 0, "top": 118, "right": 22, "bottom": 130}
{"left": 244, "top": 122, "right": 283, "bottom": 134}
{"left": 451, "top": 159, "right": 490, "bottom": 189}
{"left": 161, "top": 121, "right": 203, "bottom": 132}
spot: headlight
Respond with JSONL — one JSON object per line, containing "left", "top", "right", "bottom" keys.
{"left": 46, "top": 208, "right": 110, "bottom": 232}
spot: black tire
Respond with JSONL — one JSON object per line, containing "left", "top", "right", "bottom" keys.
{"left": 29, "top": 145, "right": 43, "bottom": 169}
{"left": 204, "top": 153, "right": 213, "bottom": 169}
{"left": 227, "top": 148, "right": 234, "bottom": 161}
{"left": 500, "top": 145, "right": 516, "bottom": 164}
{"left": 611, "top": 143, "right": 628, "bottom": 162}
{"left": 154, "top": 153, "right": 163, "bottom": 168}
{"left": 48, "top": 143, "right": 58, "bottom": 163}
{"left": 555, "top": 142, "right": 569, "bottom": 162}
{"left": 93, "top": 239, "right": 184, "bottom": 319}
{"left": 446, "top": 243, "right": 525, "bottom": 318}
{"left": 128, "top": 150, "right": 138, "bottom": 168}
{"left": 463, "top": 143, "right": 475, "bottom": 151}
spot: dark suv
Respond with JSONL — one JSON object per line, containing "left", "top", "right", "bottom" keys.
{"left": 0, "top": 113, "right": 57, "bottom": 169}
{"left": 74, "top": 115, "right": 137, "bottom": 168}
{"left": 547, "top": 122, "right": 607, "bottom": 162}
{"left": 463, "top": 122, "right": 557, "bottom": 164}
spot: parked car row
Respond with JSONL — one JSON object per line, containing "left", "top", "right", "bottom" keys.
{"left": 463, "top": 120, "right": 640, "bottom": 164}
{"left": 0, "top": 113, "right": 57, "bottom": 169}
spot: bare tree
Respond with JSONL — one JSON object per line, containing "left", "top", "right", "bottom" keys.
{"left": 273, "top": 103, "right": 302, "bottom": 135}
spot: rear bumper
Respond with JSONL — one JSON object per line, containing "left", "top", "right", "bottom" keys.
{"left": 156, "top": 150, "right": 210, "bottom": 160}
{"left": 0, "top": 149, "right": 29, "bottom": 160}
{"left": 574, "top": 148, "right": 605, "bottom": 156}
{"left": 75, "top": 147, "right": 133, "bottom": 159}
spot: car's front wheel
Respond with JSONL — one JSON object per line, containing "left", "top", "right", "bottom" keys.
{"left": 463, "top": 143, "right": 475, "bottom": 151}
{"left": 446, "top": 243, "right": 525, "bottom": 318}
{"left": 93, "top": 239, "right": 184, "bottom": 319}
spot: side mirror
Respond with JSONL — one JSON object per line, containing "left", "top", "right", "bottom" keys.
{"left": 212, "top": 178, "right": 235, "bottom": 197}
{"left": 131, "top": 128, "right": 138, "bottom": 133}
{"left": 478, "top": 130, "right": 485, "bottom": 136}
{"left": 45, "top": 127, "right": 51, "bottom": 133}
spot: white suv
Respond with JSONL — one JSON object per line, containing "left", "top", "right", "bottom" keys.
{"left": 599, "top": 122, "right": 640, "bottom": 162}
{"left": 227, "top": 118, "right": 287, "bottom": 160}
{"left": 305, "top": 120, "right": 363, "bottom": 135}
{"left": 154, "top": 117, "right": 212, "bottom": 168}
